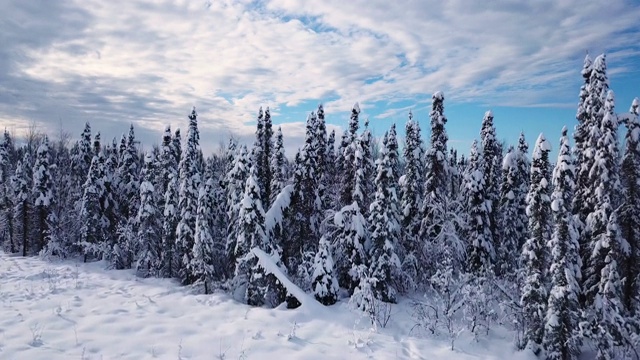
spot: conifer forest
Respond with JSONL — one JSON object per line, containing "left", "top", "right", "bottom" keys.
{"left": 1, "top": 53, "right": 639, "bottom": 360}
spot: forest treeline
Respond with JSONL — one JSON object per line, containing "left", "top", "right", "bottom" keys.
{"left": 1, "top": 53, "right": 639, "bottom": 359}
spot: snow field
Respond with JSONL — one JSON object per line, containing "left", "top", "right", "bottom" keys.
{"left": 0, "top": 251, "right": 536, "bottom": 360}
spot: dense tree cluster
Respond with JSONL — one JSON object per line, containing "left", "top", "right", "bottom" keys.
{"left": 1, "top": 53, "right": 638, "bottom": 359}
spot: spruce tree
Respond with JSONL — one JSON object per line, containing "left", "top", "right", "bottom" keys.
{"left": 191, "top": 178, "right": 216, "bottom": 294}
{"left": 136, "top": 152, "right": 162, "bottom": 277}
{"left": 234, "top": 166, "right": 268, "bottom": 305}
{"left": 32, "top": 136, "right": 53, "bottom": 253}
{"left": 79, "top": 155, "right": 105, "bottom": 261}
{"left": 0, "top": 131, "right": 16, "bottom": 253}
{"left": 420, "top": 91, "right": 450, "bottom": 278}
{"left": 515, "top": 132, "right": 531, "bottom": 250}
{"left": 543, "top": 127, "right": 581, "bottom": 360}
{"left": 117, "top": 124, "right": 140, "bottom": 222}
{"left": 620, "top": 97, "right": 640, "bottom": 314}
{"left": 339, "top": 103, "right": 360, "bottom": 207}
{"left": 400, "top": 110, "right": 424, "bottom": 278}
{"left": 584, "top": 90, "right": 620, "bottom": 305}
{"left": 480, "top": 110, "right": 501, "bottom": 264}
{"left": 269, "top": 127, "right": 287, "bottom": 205}
{"left": 497, "top": 146, "right": 519, "bottom": 276}
{"left": 582, "top": 211, "right": 630, "bottom": 360}
{"left": 11, "top": 154, "right": 31, "bottom": 256}
{"left": 576, "top": 54, "right": 609, "bottom": 275}
{"left": 463, "top": 140, "right": 493, "bottom": 274}
{"left": 312, "top": 235, "right": 339, "bottom": 305}
{"left": 520, "top": 133, "right": 552, "bottom": 356}
{"left": 225, "top": 145, "right": 249, "bottom": 278}
{"left": 367, "top": 127, "right": 401, "bottom": 303}
{"left": 176, "top": 107, "right": 202, "bottom": 284}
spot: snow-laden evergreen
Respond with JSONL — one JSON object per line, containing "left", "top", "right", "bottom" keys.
{"left": 252, "top": 107, "right": 274, "bottom": 207}
{"left": 311, "top": 235, "right": 339, "bottom": 305}
{"left": 224, "top": 145, "right": 249, "bottom": 278}
{"left": 176, "top": 107, "right": 202, "bottom": 285}
{"left": 79, "top": 154, "right": 106, "bottom": 262}
{"left": 367, "top": 127, "right": 401, "bottom": 303}
{"left": 400, "top": 110, "right": 424, "bottom": 283}
{"left": 497, "top": 147, "right": 519, "bottom": 276}
{"left": 463, "top": 140, "right": 493, "bottom": 275}
{"left": 136, "top": 152, "right": 162, "bottom": 277}
{"left": 583, "top": 90, "right": 621, "bottom": 305}
{"left": 543, "top": 127, "right": 582, "bottom": 360}
{"left": 581, "top": 211, "right": 635, "bottom": 360}
{"left": 11, "top": 153, "right": 31, "bottom": 257}
{"left": 32, "top": 136, "right": 53, "bottom": 253}
{"left": 117, "top": 124, "right": 140, "bottom": 221}
{"left": 576, "top": 54, "right": 609, "bottom": 275}
{"left": 191, "top": 178, "right": 216, "bottom": 294}
{"left": 160, "top": 127, "right": 180, "bottom": 278}
{"left": 339, "top": 103, "right": 360, "bottom": 207}
{"left": 480, "top": 110, "right": 502, "bottom": 260}
{"left": 269, "top": 127, "right": 287, "bottom": 206}
{"left": 420, "top": 91, "right": 450, "bottom": 278}
{"left": 620, "top": 97, "right": 640, "bottom": 314}
{"left": 520, "top": 133, "right": 552, "bottom": 356}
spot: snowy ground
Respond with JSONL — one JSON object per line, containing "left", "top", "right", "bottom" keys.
{"left": 0, "top": 251, "right": 537, "bottom": 360}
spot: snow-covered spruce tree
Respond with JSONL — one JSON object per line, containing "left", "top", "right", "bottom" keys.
{"left": 251, "top": 107, "right": 274, "bottom": 208}
{"left": 572, "top": 54, "right": 592, "bottom": 231}
{"left": 117, "top": 124, "right": 140, "bottom": 222}
{"left": 279, "top": 112, "right": 324, "bottom": 292}
{"left": 576, "top": 54, "right": 609, "bottom": 275}
{"left": 234, "top": 167, "right": 270, "bottom": 306}
{"left": 0, "top": 131, "right": 17, "bottom": 253}
{"left": 159, "top": 127, "right": 180, "bottom": 277}
{"left": 497, "top": 147, "right": 520, "bottom": 277}
{"left": 157, "top": 126, "right": 174, "bottom": 209}
{"left": 339, "top": 103, "right": 360, "bottom": 207}
{"left": 514, "top": 132, "right": 531, "bottom": 251}
{"left": 520, "top": 133, "right": 552, "bottom": 356}
{"left": 31, "top": 136, "right": 53, "bottom": 254}
{"left": 71, "top": 122, "right": 93, "bottom": 190}
{"left": 42, "top": 135, "right": 75, "bottom": 258}
{"left": 172, "top": 128, "right": 182, "bottom": 164}
{"left": 584, "top": 90, "right": 620, "bottom": 305}
{"left": 334, "top": 137, "right": 369, "bottom": 294}
{"left": 480, "top": 110, "right": 502, "bottom": 264}
{"left": 543, "top": 127, "right": 582, "bottom": 360}
{"left": 79, "top": 154, "right": 106, "bottom": 262}
{"left": 136, "top": 152, "right": 162, "bottom": 277}
{"left": 581, "top": 211, "right": 634, "bottom": 360}
{"left": 191, "top": 178, "right": 216, "bottom": 294}
{"left": 93, "top": 132, "right": 102, "bottom": 156}
{"left": 311, "top": 235, "right": 339, "bottom": 305}
{"left": 400, "top": 110, "right": 425, "bottom": 283}
{"left": 269, "top": 127, "right": 287, "bottom": 206}
{"left": 367, "top": 129, "right": 402, "bottom": 303}
{"left": 359, "top": 118, "right": 375, "bottom": 213}
{"left": 176, "top": 107, "right": 202, "bottom": 284}
{"left": 316, "top": 104, "right": 328, "bottom": 176}
{"left": 620, "top": 97, "right": 640, "bottom": 314}
{"left": 463, "top": 140, "right": 493, "bottom": 275}
{"left": 324, "top": 129, "right": 338, "bottom": 209}
{"left": 419, "top": 91, "right": 451, "bottom": 279}
{"left": 225, "top": 145, "right": 249, "bottom": 278}
{"left": 11, "top": 154, "right": 31, "bottom": 256}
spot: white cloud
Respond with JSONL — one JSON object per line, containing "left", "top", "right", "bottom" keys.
{"left": 0, "top": 0, "right": 638, "bottom": 155}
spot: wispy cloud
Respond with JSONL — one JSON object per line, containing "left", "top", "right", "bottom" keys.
{"left": 0, "top": 0, "right": 638, "bottom": 153}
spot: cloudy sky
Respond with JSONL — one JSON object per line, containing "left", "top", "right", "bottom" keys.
{"left": 1, "top": 0, "right": 640, "bottom": 156}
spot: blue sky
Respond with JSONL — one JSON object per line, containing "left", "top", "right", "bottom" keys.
{"left": 1, "top": 0, "right": 639, "bottom": 160}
